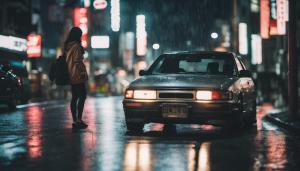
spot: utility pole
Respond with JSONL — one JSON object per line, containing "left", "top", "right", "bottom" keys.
{"left": 288, "top": 0, "right": 298, "bottom": 120}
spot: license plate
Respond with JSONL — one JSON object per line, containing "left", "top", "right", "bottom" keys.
{"left": 162, "top": 104, "right": 188, "bottom": 118}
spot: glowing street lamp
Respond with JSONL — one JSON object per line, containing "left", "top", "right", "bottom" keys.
{"left": 152, "top": 43, "right": 160, "bottom": 50}
{"left": 211, "top": 32, "right": 218, "bottom": 39}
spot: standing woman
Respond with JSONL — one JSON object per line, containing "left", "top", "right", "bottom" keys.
{"left": 64, "top": 27, "right": 88, "bottom": 129}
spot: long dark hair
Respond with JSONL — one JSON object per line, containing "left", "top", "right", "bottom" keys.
{"left": 64, "top": 27, "right": 82, "bottom": 51}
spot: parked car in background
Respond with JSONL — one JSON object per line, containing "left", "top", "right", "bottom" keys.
{"left": 0, "top": 61, "right": 30, "bottom": 104}
{"left": 123, "top": 51, "right": 256, "bottom": 131}
{"left": 0, "top": 63, "right": 20, "bottom": 110}
{"left": 8, "top": 61, "right": 30, "bottom": 103}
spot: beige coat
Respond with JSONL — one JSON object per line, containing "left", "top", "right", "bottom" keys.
{"left": 65, "top": 42, "right": 88, "bottom": 85}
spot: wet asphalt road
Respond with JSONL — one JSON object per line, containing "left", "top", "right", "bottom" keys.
{"left": 0, "top": 96, "right": 299, "bottom": 171}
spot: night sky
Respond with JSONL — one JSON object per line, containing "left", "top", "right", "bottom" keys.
{"left": 54, "top": 0, "right": 233, "bottom": 51}
{"left": 126, "top": 0, "right": 232, "bottom": 51}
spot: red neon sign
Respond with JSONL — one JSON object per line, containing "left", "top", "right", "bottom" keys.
{"left": 27, "top": 34, "right": 42, "bottom": 58}
{"left": 74, "top": 8, "right": 88, "bottom": 48}
{"left": 269, "top": 19, "right": 278, "bottom": 35}
{"left": 260, "top": 0, "right": 270, "bottom": 39}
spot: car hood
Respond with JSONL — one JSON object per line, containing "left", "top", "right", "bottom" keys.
{"left": 128, "top": 74, "right": 238, "bottom": 90}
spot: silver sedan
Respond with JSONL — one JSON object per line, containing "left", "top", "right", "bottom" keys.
{"left": 123, "top": 51, "right": 256, "bottom": 131}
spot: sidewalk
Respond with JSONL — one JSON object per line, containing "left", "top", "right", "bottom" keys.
{"left": 266, "top": 109, "right": 300, "bottom": 133}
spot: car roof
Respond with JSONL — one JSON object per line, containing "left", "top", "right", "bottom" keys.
{"left": 163, "top": 51, "right": 236, "bottom": 56}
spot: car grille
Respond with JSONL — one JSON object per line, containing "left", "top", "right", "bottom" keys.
{"left": 158, "top": 92, "right": 194, "bottom": 99}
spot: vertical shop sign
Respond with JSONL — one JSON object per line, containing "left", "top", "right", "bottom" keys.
{"left": 277, "top": 0, "right": 287, "bottom": 35}
{"left": 260, "top": 0, "right": 270, "bottom": 39}
{"left": 136, "top": 15, "right": 147, "bottom": 56}
{"left": 27, "top": 34, "right": 42, "bottom": 58}
{"left": 239, "top": 23, "right": 248, "bottom": 55}
{"left": 74, "top": 8, "right": 88, "bottom": 48}
{"left": 251, "top": 34, "right": 262, "bottom": 64}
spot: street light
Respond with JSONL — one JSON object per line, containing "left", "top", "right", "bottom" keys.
{"left": 152, "top": 43, "right": 160, "bottom": 50}
{"left": 211, "top": 32, "right": 218, "bottom": 39}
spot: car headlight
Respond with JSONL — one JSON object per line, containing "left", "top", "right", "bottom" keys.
{"left": 125, "top": 90, "right": 157, "bottom": 99}
{"left": 196, "top": 90, "right": 232, "bottom": 100}
{"left": 134, "top": 90, "right": 156, "bottom": 99}
{"left": 125, "top": 90, "right": 134, "bottom": 98}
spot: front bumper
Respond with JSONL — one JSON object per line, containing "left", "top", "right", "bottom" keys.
{"left": 123, "top": 99, "right": 240, "bottom": 125}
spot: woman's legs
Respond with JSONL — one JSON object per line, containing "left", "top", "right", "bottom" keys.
{"left": 70, "top": 83, "right": 87, "bottom": 122}
{"left": 77, "top": 84, "right": 87, "bottom": 121}
{"left": 71, "top": 85, "right": 79, "bottom": 123}
{"left": 70, "top": 96, "right": 78, "bottom": 122}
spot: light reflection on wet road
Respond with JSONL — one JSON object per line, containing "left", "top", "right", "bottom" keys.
{"left": 0, "top": 97, "right": 299, "bottom": 171}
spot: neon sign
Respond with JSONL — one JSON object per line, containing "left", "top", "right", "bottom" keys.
{"left": 27, "top": 34, "right": 42, "bottom": 58}
{"left": 74, "top": 8, "right": 88, "bottom": 48}
{"left": 0, "top": 35, "right": 27, "bottom": 52}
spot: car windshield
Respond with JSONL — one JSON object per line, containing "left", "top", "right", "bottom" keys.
{"left": 148, "top": 53, "right": 236, "bottom": 76}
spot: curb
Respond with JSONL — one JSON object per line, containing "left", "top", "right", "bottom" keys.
{"left": 265, "top": 113, "right": 300, "bottom": 133}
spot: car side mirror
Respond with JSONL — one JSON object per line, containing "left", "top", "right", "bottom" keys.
{"left": 139, "top": 70, "right": 148, "bottom": 76}
{"left": 239, "top": 70, "right": 252, "bottom": 77}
